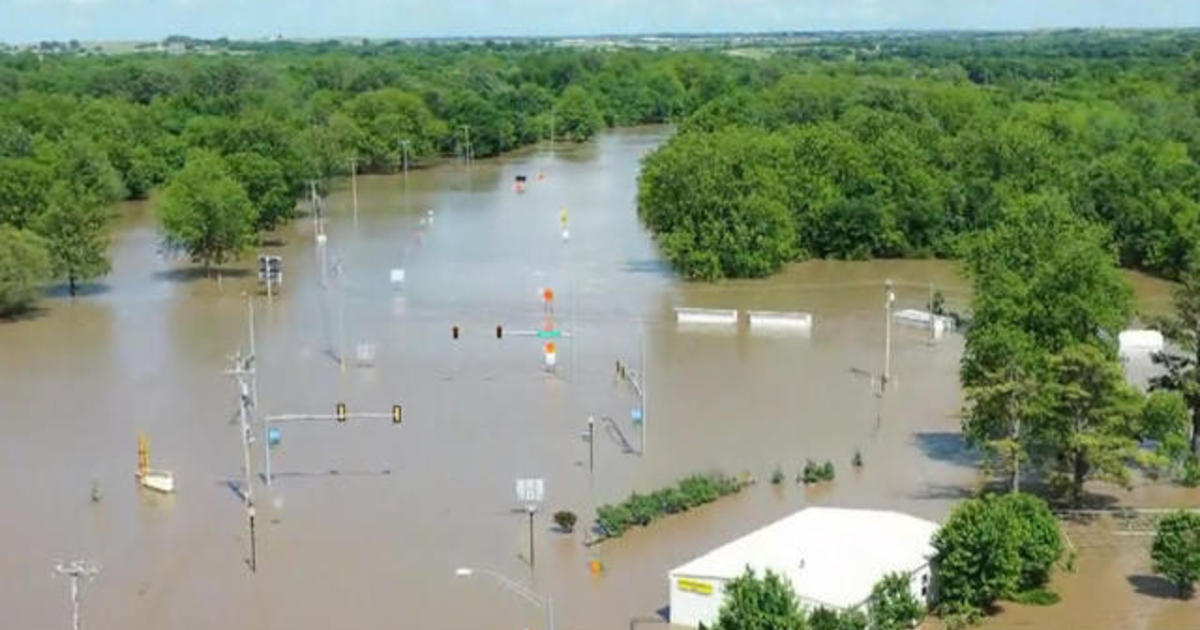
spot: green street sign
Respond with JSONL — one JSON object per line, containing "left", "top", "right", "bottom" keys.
{"left": 536, "top": 329, "right": 563, "bottom": 339}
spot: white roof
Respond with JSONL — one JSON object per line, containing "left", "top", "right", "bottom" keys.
{"left": 669, "top": 507, "right": 938, "bottom": 609}
{"left": 1119, "top": 329, "right": 1164, "bottom": 352}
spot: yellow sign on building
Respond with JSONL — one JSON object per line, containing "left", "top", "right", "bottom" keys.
{"left": 677, "top": 578, "right": 714, "bottom": 595}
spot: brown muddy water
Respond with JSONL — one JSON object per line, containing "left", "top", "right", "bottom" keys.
{"left": 0, "top": 127, "right": 1195, "bottom": 630}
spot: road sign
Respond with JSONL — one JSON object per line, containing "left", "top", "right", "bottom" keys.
{"left": 515, "top": 478, "right": 544, "bottom": 504}
{"left": 536, "top": 329, "right": 562, "bottom": 339}
{"left": 632, "top": 406, "right": 644, "bottom": 424}
{"left": 267, "top": 427, "right": 281, "bottom": 447}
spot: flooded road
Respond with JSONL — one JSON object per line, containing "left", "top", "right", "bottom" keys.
{"left": 0, "top": 127, "right": 1193, "bottom": 630}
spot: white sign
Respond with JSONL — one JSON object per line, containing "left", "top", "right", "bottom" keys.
{"left": 390, "top": 268, "right": 406, "bottom": 285}
{"left": 515, "top": 478, "right": 544, "bottom": 504}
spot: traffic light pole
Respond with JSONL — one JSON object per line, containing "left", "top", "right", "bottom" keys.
{"left": 260, "top": 410, "right": 400, "bottom": 488}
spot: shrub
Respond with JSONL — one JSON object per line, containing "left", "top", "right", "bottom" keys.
{"left": 1182, "top": 456, "right": 1200, "bottom": 488}
{"left": 1151, "top": 510, "right": 1200, "bottom": 598}
{"left": 771, "top": 466, "right": 784, "bottom": 485}
{"left": 1009, "top": 588, "right": 1060, "bottom": 605}
{"left": 801, "top": 459, "right": 836, "bottom": 484}
{"left": 853, "top": 449, "right": 863, "bottom": 468}
{"left": 933, "top": 495, "right": 1022, "bottom": 613}
{"left": 998, "top": 493, "right": 1062, "bottom": 590}
{"left": 593, "top": 473, "right": 747, "bottom": 539}
{"left": 868, "top": 572, "right": 924, "bottom": 630}
{"left": 553, "top": 510, "right": 577, "bottom": 533}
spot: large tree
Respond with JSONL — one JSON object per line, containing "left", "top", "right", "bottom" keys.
{"left": 1151, "top": 268, "right": 1200, "bottom": 457}
{"left": 713, "top": 568, "right": 807, "bottom": 630}
{"left": 36, "top": 184, "right": 113, "bottom": 296}
{"left": 555, "top": 85, "right": 605, "bottom": 142}
{"left": 1041, "top": 343, "right": 1144, "bottom": 507}
{"left": 0, "top": 225, "right": 52, "bottom": 316}
{"left": 932, "top": 495, "right": 1022, "bottom": 614}
{"left": 1151, "top": 510, "right": 1200, "bottom": 598}
{"left": 159, "top": 150, "right": 258, "bottom": 270}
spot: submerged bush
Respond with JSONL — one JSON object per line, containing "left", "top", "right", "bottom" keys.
{"left": 593, "top": 473, "right": 747, "bottom": 539}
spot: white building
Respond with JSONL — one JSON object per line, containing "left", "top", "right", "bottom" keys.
{"left": 668, "top": 507, "right": 939, "bottom": 628}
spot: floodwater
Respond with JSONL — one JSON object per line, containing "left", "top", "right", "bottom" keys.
{"left": 0, "top": 126, "right": 1194, "bottom": 630}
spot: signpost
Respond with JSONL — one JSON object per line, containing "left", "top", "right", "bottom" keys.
{"left": 515, "top": 478, "right": 544, "bottom": 571}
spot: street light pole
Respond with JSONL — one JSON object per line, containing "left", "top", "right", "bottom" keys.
{"left": 455, "top": 567, "right": 554, "bottom": 630}
{"left": 54, "top": 560, "right": 99, "bottom": 630}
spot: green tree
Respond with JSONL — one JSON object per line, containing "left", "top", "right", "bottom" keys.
{"left": 223, "top": 152, "right": 294, "bottom": 230}
{"left": 867, "top": 572, "right": 924, "bottom": 630}
{"left": 808, "top": 607, "right": 866, "bottom": 630}
{"left": 36, "top": 184, "right": 112, "bottom": 296}
{"left": 0, "top": 158, "right": 52, "bottom": 228}
{"left": 963, "top": 340, "right": 1043, "bottom": 493}
{"left": 159, "top": 150, "right": 258, "bottom": 269}
{"left": 0, "top": 225, "right": 51, "bottom": 317}
{"left": 1151, "top": 268, "right": 1200, "bottom": 457}
{"left": 998, "top": 493, "right": 1063, "bottom": 590}
{"left": 932, "top": 495, "right": 1022, "bottom": 614}
{"left": 713, "top": 568, "right": 806, "bottom": 630}
{"left": 1151, "top": 510, "right": 1200, "bottom": 598}
{"left": 638, "top": 128, "right": 796, "bottom": 279}
{"left": 1042, "top": 343, "right": 1143, "bottom": 507}
{"left": 555, "top": 85, "right": 605, "bottom": 142}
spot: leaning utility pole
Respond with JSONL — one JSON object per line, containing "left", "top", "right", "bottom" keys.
{"left": 54, "top": 560, "right": 99, "bottom": 630}
{"left": 224, "top": 347, "right": 258, "bottom": 572}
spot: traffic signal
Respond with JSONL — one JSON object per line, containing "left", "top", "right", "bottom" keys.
{"left": 496, "top": 325, "right": 503, "bottom": 339}
{"left": 336, "top": 402, "right": 347, "bottom": 423}
{"left": 392, "top": 404, "right": 402, "bottom": 424}
{"left": 452, "top": 325, "right": 459, "bottom": 340}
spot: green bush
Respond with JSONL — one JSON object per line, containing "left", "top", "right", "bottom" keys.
{"left": 852, "top": 449, "right": 863, "bottom": 468}
{"left": 593, "top": 473, "right": 746, "bottom": 539}
{"left": 771, "top": 466, "right": 785, "bottom": 485}
{"left": 1151, "top": 510, "right": 1200, "bottom": 598}
{"left": 1009, "top": 588, "right": 1061, "bottom": 606}
{"left": 999, "top": 493, "right": 1063, "bottom": 591}
{"left": 553, "top": 510, "right": 577, "bottom": 533}
{"left": 1182, "top": 456, "right": 1200, "bottom": 488}
{"left": 801, "top": 459, "right": 836, "bottom": 484}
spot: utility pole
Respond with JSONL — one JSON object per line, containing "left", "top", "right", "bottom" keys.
{"left": 586, "top": 416, "right": 595, "bottom": 475}
{"left": 224, "top": 349, "right": 258, "bottom": 572}
{"left": 883, "top": 279, "right": 895, "bottom": 394}
{"left": 399, "top": 138, "right": 410, "bottom": 176}
{"left": 928, "top": 280, "right": 936, "bottom": 344}
{"left": 460, "top": 125, "right": 472, "bottom": 165}
{"left": 54, "top": 560, "right": 99, "bottom": 630}
{"left": 527, "top": 505, "right": 536, "bottom": 572}
{"left": 349, "top": 157, "right": 358, "bottom": 225}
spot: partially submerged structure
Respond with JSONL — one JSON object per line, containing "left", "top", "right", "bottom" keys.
{"left": 668, "top": 507, "right": 938, "bottom": 628}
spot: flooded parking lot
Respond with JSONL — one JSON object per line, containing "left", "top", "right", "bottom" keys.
{"left": 1, "top": 126, "right": 1193, "bottom": 630}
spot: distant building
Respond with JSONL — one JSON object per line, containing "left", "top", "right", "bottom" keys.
{"left": 668, "top": 507, "right": 938, "bottom": 628}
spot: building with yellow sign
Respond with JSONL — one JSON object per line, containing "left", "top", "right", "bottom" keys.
{"left": 667, "top": 507, "right": 938, "bottom": 628}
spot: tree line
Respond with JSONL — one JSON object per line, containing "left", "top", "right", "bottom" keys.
{"left": 0, "top": 41, "right": 760, "bottom": 314}
{"left": 638, "top": 31, "right": 1200, "bottom": 280}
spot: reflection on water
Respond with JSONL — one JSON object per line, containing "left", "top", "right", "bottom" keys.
{"left": 0, "top": 127, "right": 1192, "bottom": 630}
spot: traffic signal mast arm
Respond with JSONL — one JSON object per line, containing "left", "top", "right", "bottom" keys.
{"left": 261, "top": 412, "right": 397, "bottom": 424}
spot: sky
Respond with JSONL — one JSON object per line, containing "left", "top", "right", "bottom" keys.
{"left": 2, "top": 0, "right": 1199, "bottom": 44}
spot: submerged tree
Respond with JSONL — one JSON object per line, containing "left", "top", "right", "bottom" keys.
{"left": 36, "top": 184, "right": 112, "bottom": 296}
{"left": 1151, "top": 268, "right": 1200, "bottom": 457}
{"left": 1042, "top": 344, "right": 1143, "bottom": 507}
{"left": 159, "top": 150, "right": 257, "bottom": 270}
{"left": 0, "top": 225, "right": 51, "bottom": 316}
